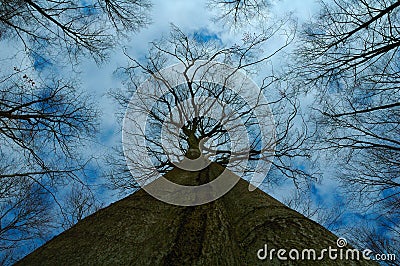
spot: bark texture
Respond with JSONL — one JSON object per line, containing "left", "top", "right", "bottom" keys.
{"left": 17, "top": 165, "right": 375, "bottom": 265}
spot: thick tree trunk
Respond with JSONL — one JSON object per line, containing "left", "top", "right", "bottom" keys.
{"left": 17, "top": 165, "right": 376, "bottom": 265}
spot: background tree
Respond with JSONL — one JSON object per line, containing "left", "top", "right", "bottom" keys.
{"left": 0, "top": 66, "right": 98, "bottom": 263}
{"left": 292, "top": 0, "right": 400, "bottom": 254}
{"left": 0, "top": 0, "right": 151, "bottom": 263}
{"left": 62, "top": 183, "right": 102, "bottom": 229}
{"left": 283, "top": 186, "right": 346, "bottom": 233}
{"left": 207, "top": 0, "right": 272, "bottom": 27}
{"left": 0, "top": 177, "right": 51, "bottom": 264}
{"left": 0, "top": 0, "right": 151, "bottom": 62}
{"left": 0, "top": 68, "right": 97, "bottom": 179}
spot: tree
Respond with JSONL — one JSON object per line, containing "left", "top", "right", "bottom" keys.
{"left": 0, "top": 67, "right": 98, "bottom": 191}
{"left": 292, "top": 0, "right": 400, "bottom": 254}
{"left": 0, "top": 66, "right": 98, "bottom": 262}
{"left": 62, "top": 183, "right": 101, "bottom": 229}
{"left": 283, "top": 185, "right": 346, "bottom": 233}
{"left": 207, "top": 0, "right": 272, "bottom": 27}
{"left": 0, "top": 0, "right": 152, "bottom": 185}
{"left": 109, "top": 23, "right": 313, "bottom": 201}
{"left": 0, "top": 177, "right": 51, "bottom": 265}
{"left": 0, "top": 0, "right": 151, "bottom": 262}
{"left": 297, "top": 0, "right": 400, "bottom": 81}
{"left": 0, "top": 0, "right": 151, "bottom": 62}
{"left": 0, "top": 68, "right": 97, "bottom": 178}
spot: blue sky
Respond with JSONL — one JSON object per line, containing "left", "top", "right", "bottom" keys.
{"left": 70, "top": 0, "right": 377, "bottom": 233}
{"left": 1, "top": 0, "right": 392, "bottom": 261}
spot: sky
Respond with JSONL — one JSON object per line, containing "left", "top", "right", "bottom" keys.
{"left": 94, "top": 0, "right": 379, "bottom": 241}
{"left": 72, "top": 0, "right": 363, "bottom": 228}
{"left": 71, "top": 0, "right": 322, "bottom": 199}
{"left": 1, "top": 0, "right": 390, "bottom": 262}
{"left": 77, "top": 0, "right": 320, "bottom": 150}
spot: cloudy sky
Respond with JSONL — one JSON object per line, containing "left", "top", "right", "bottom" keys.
{"left": 1, "top": 0, "right": 385, "bottom": 256}
{"left": 79, "top": 0, "right": 320, "bottom": 151}
{"left": 75, "top": 1, "right": 315, "bottom": 177}
{"left": 72, "top": 0, "right": 361, "bottom": 225}
{"left": 59, "top": 0, "right": 373, "bottom": 239}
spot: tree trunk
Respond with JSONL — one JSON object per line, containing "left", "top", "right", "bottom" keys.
{"left": 17, "top": 164, "right": 376, "bottom": 265}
